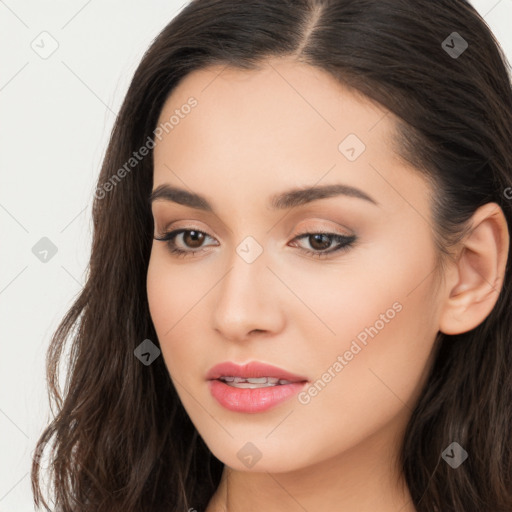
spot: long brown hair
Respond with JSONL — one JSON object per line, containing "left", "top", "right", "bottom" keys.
{"left": 32, "top": 0, "right": 512, "bottom": 510}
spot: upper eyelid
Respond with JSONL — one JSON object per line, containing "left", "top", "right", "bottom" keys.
{"left": 156, "top": 226, "right": 350, "bottom": 238}
{"left": 156, "top": 218, "right": 352, "bottom": 238}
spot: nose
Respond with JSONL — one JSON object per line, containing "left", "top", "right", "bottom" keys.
{"left": 211, "top": 246, "right": 286, "bottom": 342}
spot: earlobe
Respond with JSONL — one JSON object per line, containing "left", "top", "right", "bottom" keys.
{"left": 439, "top": 202, "right": 509, "bottom": 335}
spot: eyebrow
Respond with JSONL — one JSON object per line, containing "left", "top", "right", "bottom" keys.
{"left": 149, "top": 183, "right": 378, "bottom": 211}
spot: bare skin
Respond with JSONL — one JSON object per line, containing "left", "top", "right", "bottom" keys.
{"left": 146, "top": 58, "right": 509, "bottom": 512}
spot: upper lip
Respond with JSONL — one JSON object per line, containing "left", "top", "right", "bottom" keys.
{"left": 206, "top": 361, "right": 308, "bottom": 382}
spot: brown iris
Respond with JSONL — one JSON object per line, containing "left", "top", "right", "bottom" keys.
{"left": 183, "top": 230, "right": 205, "bottom": 248}
{"left": 307, "top": 234, "right": 332, "bottom": 251}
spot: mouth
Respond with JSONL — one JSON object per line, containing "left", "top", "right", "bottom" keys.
{"left": 215, "top": 376, "right": 303, "bottom": 388}
{"left": 206, "top": 360, "right": 308, "bottom": 384}
{"left": 206, "top": 361, "right": 309, "bottom": 413}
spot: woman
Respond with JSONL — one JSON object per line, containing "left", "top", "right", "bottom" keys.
{"left": 31, "top": 0, "right": 512, "bottom": 511}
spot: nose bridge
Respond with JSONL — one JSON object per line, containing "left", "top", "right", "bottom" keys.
{"left": 218, "top": 234, "right": 268, "bottom": 311}
{"left": 235, "top": 234, "right": 265, "bottom": 266}
{"left": 212, "top": 234, "right": 283, "bottom": 339}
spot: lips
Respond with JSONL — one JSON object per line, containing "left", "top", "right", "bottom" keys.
{"left": 206, "top": 361, "right": 309, "bottom": 413}
{"left": 206, "top": 361, "right": 308, "bottom": 383}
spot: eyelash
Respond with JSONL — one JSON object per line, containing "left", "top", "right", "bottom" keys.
{"left": 154, "top": 228, "right": 356, "bottom": 259}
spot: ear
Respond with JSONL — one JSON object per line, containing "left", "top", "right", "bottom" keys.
{"left": 439, "top": 202, "right": 509, "bottom": 335}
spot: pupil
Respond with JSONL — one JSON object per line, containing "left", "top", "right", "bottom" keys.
{"left": 310, "top": 234, "right": 330, "bottom": 250}
{"left": 185, "top": 230, "right": 204, "bottom": 248}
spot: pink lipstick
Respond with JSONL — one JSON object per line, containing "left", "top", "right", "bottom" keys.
{"left": 206, "top": 361, "right": 308, "bottom": 413}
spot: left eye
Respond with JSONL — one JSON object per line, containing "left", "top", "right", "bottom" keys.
{"left": 154, "top": 229, "right": 356, "bottom": 258}
{"left": 290, "top": 232, "right": 356, "bottom": 256}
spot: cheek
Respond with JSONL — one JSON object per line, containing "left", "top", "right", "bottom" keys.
{"left": 146, "top": 253, "right": 187, "bottom": 368}
{"left": 288, "top": 237, "right": 440, "bottom": 450}
{"left": 291, "top": 289, "right": 437, "bottom": 469}
{"left": 146, "top": 250, "right": 214, "bottom": 377}
{"left": 275, "top": 231, "right": 439, "bottom": 369}
{"left": 147, "top": 253, "right": 175, "bottom": 335}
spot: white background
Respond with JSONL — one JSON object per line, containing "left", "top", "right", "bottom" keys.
{"left": 1, "top": 1, "right": 511, "bottom": 510}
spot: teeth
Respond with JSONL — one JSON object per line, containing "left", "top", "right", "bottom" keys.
{"left": 219, "top": 376, "right": 294, "bottom": 388}
{"left": 242, "top": 377, "right": 274, "bottom": 384}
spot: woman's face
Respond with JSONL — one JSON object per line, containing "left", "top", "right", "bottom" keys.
{"left": 147, "top": 58, "right": 444, "bottom": 473}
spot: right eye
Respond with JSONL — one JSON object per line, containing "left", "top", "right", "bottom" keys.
{"left": 154, "top": 228, "right": 219, "bottom": 257}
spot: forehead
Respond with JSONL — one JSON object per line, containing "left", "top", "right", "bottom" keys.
{"left": 155, "top": 58, "right": 394, "bottom": 149}
{"left": 151, "top": 58, "right": 427, "bottom": 219}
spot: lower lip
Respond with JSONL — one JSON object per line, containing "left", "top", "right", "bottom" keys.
{"left": 208, "top": 379, "right": 307, "bottom": 413}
